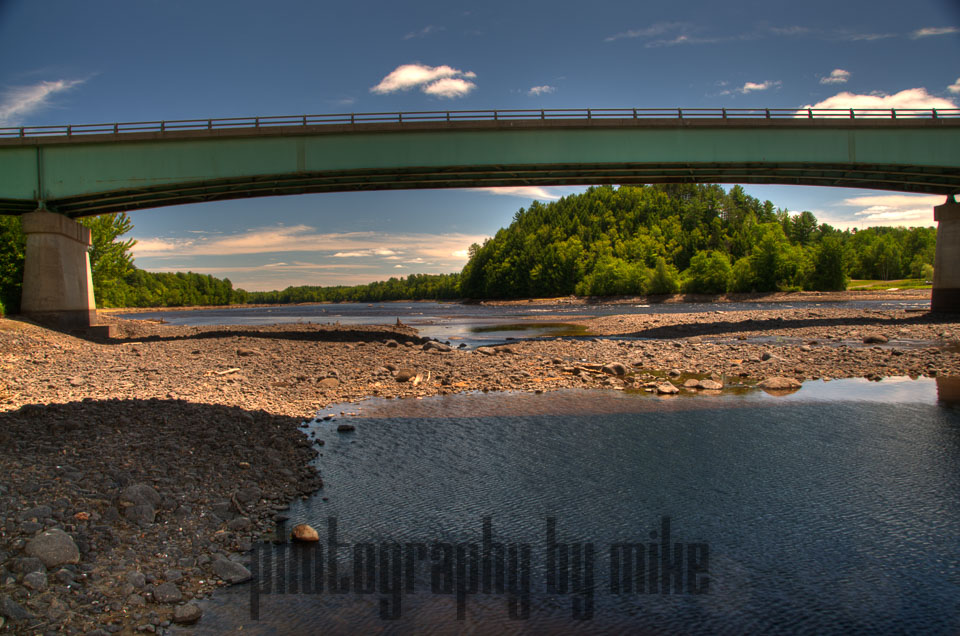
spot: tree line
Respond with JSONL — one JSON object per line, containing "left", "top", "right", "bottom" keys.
{"left": 460, "top": 185, "right": 935, "bottom": 298}
{"left": 0, "top": 185, "right": 938, "bottom": 313}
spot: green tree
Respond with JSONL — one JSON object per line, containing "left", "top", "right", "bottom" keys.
{"left": 79, "top": 213, "right": 137, "bottom": 307}
{"left": 646, "top": 257, "right": 681, "bottom": 295}
{"left": 682, "top": 250, "right": 731, "bottom": 294}
{"left": 809, "top": 235, "right": 848, "bottom": 291}
{"left": 0, "top": 216, "right": 25, "bottom": 312}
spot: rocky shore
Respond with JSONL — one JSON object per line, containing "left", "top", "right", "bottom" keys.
{"left": 1, "top": 300, "right": 959, "bottom": 633}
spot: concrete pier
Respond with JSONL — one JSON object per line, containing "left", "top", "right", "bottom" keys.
{"left": 20, "top": 210, "right": 97, "bottom": 328}
{"left": 933, "top": 195, "right": 960, "bottom": 313}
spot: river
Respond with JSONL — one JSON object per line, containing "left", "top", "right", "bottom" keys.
{"left": 178, "top": 378, "right": 960, "bottom": 635}
{"left": 121, "top": 298, "right": 929, "bottom": 347}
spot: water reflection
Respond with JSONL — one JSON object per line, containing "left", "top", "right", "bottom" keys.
{"left": 936, "top": 376, "right": 960, "bottom": 406}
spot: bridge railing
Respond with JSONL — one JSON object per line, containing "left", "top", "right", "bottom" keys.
{"left": 2, "top": 107, "right": 959, "bottom": 139}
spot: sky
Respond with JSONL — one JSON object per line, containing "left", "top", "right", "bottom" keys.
{"left": 1, "top": 0, "right": 958, "bottom": 291}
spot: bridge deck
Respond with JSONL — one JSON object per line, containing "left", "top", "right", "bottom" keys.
{"left": 1, "top": 109, "right": 958, "bottom": 216}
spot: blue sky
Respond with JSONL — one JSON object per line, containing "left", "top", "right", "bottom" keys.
{"left": 1, "top": 0, "right": 958, "bottom": 290}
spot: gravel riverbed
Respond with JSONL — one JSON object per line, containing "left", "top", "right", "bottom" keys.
{"left": 1, "top": 300, "right": 959, "bottom": 634}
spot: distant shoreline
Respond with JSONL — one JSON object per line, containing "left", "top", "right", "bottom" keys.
{"left": 96, "top": 288, "right": 930, "bottom": 314}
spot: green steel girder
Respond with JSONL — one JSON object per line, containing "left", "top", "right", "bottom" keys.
{"left": 1, "top": 118, "right": 958, "bottom": 217}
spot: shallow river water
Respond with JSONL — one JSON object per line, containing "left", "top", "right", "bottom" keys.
{"left": 123, "top": 298, "right": 929, "bottom": 347}
{"left": 179, "top": 377, "right": 960, "bottom": 635}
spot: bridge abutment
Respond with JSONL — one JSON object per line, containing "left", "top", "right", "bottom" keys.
{"left": 933, "top": 195, "right": 960, "bottom": 313}
{"left": 21, "top": 210, "right": 97, "bottom": 328}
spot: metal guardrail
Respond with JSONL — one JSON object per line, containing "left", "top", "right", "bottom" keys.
{"left": 2, "top": 107, "right": 958, "bottom": 139}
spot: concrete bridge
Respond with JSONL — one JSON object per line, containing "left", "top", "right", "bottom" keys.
{"left": 1, "top": 107, "right": 958, "bottom": 325}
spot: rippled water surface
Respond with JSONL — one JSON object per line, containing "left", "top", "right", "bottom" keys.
{"left": 181, "top": 378, "right": 960, "bottom": 635}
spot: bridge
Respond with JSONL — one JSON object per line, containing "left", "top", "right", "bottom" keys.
{"left": 1, "top": 107, "right": 959, "bottom": 325}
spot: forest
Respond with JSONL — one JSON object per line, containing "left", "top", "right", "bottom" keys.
{"left": 0, "top": 184, "right": 937, "bottom": 313}
{"left": 460, "top": 184, "right": 935, "bottom": 298}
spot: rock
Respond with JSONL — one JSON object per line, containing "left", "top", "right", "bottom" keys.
{"left": 0, "top": 596, "right": 34, "bottom": 621}
{"left": 123, "top": 504, "right": 156, "bottom": 525}
{"left": 476, "top": 347, "right": 497, "bottom": 356}
{"left": 656, "top": 383, "right": 680, "bottom": 395}
{"left": 667, "top": 369, "right": 681, "bottom": 377}
{"left": 164, "top": 569, "right": 183, "bottom": 583}
{"left": 152, "top": 581, "right": 182, "bottom": 603}
{"left": 601, "top": 362, "right": 628, "bottom": 376}
{"left": 125, "top": 571, "right": 146, "bottom": 588}
{"left": 336, "top": 423, "right": 356, "bottom": 432}
{"left": 394, "top": 369, "right": 416, "bottom": 382}
{"left": 236, "top": 348, "right": 259, "bottom": 357}
{"left": 12, "top": 557, "right": 45, "bottom": 574}
{"left": 863, "top": 334, "right": 889, "bottom": 344}
{"left": 212, "top": 556, "right": 252, "bottom": 584}
{"left": 19, "top": 521, "right": 42, "bottom": 534}
{"left": 318, "top": 377, "right": 340, "bottom": 389}
{"left": 24, "top": 528, "right": 79, "bottom": 568}
{"left": 227, "top": 517, "right": 252, "bottom": 532}
{"left": 698, "top": 379, "right": 724, "bottom": 390}
{"left": 683, "top": 379, "right": 700, "bottom": 388}
{"left": 757, "top": 377, "right": 802, "bottom": 390}
{"left": 384, "top": 339, "right": 399, "bottom": 348}
{"left": 172, "top": 603, "right": 203, "bottom": 625}
{"left": 120, "top": 484, "right": 161, "bottom": 508}
{"left": 22, "top": 571, "right": 47, "bottom": 590}
{"left": 18, "top": 505, "right": 52, "bottom": 521}
{"left": 291, "top": 523, "right": 320, "bottom": 542}
{"left": 422, "top": 341, "right": 452, "bottom": 353}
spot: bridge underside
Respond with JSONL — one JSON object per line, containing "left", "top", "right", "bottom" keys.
{"left": 3, "top": 162, "right": 957, "bottom": 218}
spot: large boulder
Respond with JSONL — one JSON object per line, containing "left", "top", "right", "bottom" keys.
{"left": 24, "top": 529, "right": 79, "bottom": 568}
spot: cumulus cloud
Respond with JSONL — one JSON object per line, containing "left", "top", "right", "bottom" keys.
{"left": 801, "top": 87, "right": 957, "bottom": 112}
{"left": 0, "top": 78, "right": 85, "bottom": 125}
{"left": 370, "top": 63, "right": 477, "bottom": 98}
{"left": 911, "top": 26, "right": 959, "bottom": 38}
{"left": 840, "top": 194, "right": 943, "bottom": 227}
{"left": 949, "top": 78, "right": 960, "bottom": 95}
{"left": 527, "top": 85, "right": 555, "bottom": 97}
{"left": 422, "top": 77, "right": 476, "bottom": 98}
{"left": 820, "top": 69, "right": 850, "bottom": 85}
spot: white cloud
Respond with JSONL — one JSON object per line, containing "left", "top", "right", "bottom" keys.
{"left": 839, "top": 194, "right": 943, "bottom": 227}
{"left": 332, "top": 248, "right": 399, "bottom": 258}
{"left": 0, "top": 78, "right": 85, "bottom": 125}
{"left": 403, "top": 25, "right": 444, "bottom": 40}
{"left": 801, "top": 87, "right": 957, "bottom": 112}
{"left": 527, "top": 85, "right": 555, "bottom": 97}
{"left": 422, "top": 77, "right": 476, "bottom": 98}
{"left": 740, "top": 80, "right": 781, "bottom": 94}
{"left": 604, "top": 22, "right": 688, "bottom": 42}
{"left": 370, "top": 63, "right": 477, "bottom": 98}
{"left": 911, "top": 26, "right": 959, "bottom": 38}
{"left": 820, "top": 69, "right": 850, "bottom": 85}
{"left": 468, "top": 186, "right": 565, "bottom": 200}
{"left": 949, "top": 78, "right": 960, "bottom": 95}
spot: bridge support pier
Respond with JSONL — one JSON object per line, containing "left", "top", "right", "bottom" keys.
{"left": 933, "top": 195, "right": 960, "bottom": 313}
{"left": 21, "top": 210, "right": 97, "bottom": 328}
